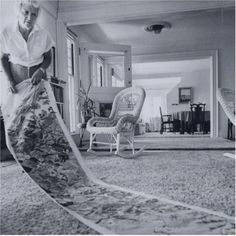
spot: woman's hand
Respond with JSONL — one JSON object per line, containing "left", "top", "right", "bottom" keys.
{"left": 31, "top": 68, "right": 44, "bottom": 85}
{"left": 9, "top": 80, "right": 17, "bottom": 93}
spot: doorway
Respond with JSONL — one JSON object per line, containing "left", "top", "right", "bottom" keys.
{"left": 132, "top": 51, "right": 218, "bottom": 137}
{"left": 132, "top": 58, "right": 212, "bottom": 136}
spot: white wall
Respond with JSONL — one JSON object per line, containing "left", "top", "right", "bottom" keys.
{"left": 167, "top": 69, "right": 211, "bottom": 114}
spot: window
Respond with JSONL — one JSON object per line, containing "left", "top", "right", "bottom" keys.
{"left": 97, "top": 58, "right": 103, "bottom": 87}
{"left": 79, "top": 42, "right": 130, "bottom": 89}
{"left": 67, "top": 37, "right": 75, "bottom": 76}
{"left": 48, "top": 47, "right": 64, "bottom": 119}
{"left": 111, "top": 67, "right": 124, "bottom": 87}
{"left": 89, "top": 56, "right": 105, "bottom": 87}
{"left": 68, "top": 75, "right": 76, "bottom": 132}
{"left": 67, "top": 34, "right": 76, "bottom": 132}
{"left": 89, "top": 54, "right": 125, "bottom": 88}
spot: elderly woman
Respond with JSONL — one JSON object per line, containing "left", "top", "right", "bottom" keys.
{"left": 1, "top": 0, "right": 54, "bottom": 93}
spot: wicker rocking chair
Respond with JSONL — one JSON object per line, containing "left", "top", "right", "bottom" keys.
{"left": 86, "top": 87, "right": 146, "bottom": 158}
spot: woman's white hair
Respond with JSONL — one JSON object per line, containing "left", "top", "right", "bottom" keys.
{"left": 18, "top": 0, "right": 40, "bottom": 9}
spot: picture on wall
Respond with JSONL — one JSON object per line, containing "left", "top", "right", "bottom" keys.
{"left": 179, "top": 87, "right": 192, "bottom": 103}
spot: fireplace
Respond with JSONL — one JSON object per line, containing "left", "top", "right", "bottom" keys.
{"left": 99, "top": 103, "right": 112, "bottom": 117}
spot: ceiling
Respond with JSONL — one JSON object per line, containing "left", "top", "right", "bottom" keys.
{"left": 68, "top": 8, "right": 216, "bottom": 83}
{"left": 63, "top": 1, "right": 234, "bottom": 89}
{"left": 69, "top": 7, "right": 234, "bottom": 53}
{"left": 56, "top": 0, "right": 234, "bottom": 26}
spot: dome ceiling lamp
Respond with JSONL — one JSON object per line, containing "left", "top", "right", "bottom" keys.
{"left": 145, "top": 22, "right": 171, "bottom": 34}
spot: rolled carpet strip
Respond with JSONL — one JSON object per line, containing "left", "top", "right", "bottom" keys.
{"left": 217, "top": 88, "right": 235, "bottom": 159}
{"left": 1, "top": 79, "right": 235, "bottom": 234}
{"left": 217, "top": 88, "right": 235, "bottom": 126}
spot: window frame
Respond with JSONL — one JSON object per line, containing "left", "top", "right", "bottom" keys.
{"left": 67, "top": 33, "right": 77, "bottom": 133}
{"left": 67, "top": 35, "right": 75, "bottom": 76}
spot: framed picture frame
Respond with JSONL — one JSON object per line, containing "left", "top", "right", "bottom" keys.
{"left": 179, "top": 87, "right": 192, "bottom": 104}
{"left": 47, "top": 46, "right": 56, "bottom": 78}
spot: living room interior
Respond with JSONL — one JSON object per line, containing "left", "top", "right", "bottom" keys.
{"left": 65, "top": 2, "right": 234, "bottom": 145}
{"left": 0, "top": 0, "right": 235, "bottom": 234}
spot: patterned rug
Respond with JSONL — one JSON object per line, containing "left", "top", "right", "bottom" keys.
{"left": 0, "top": 79, "right": 235, "bottom": 234}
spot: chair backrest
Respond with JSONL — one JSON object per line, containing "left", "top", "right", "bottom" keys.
{"left": 190, "top": 103, "right": 206, "bottom": 122}
{"left": 109, "top": 86, "right": 146, "bottom": 122}
{"left": 159, "top": 106, "right": 163, "bottom": 121}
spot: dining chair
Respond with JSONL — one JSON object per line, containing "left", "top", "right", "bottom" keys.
{"left": 159, "top": 107, "right": 174, "bottom": 134}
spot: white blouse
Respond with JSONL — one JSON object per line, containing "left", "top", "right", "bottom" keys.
{"left": 0, "top": 23, "right": 55, "bottom": 67}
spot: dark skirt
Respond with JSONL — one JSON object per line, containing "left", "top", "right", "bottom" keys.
{"left": 9, "top": 63, "right": 45, "bottom": 84}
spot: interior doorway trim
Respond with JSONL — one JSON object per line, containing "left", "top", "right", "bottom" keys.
{"left": 133, "top": 50, "right": 219, "bottom": 137}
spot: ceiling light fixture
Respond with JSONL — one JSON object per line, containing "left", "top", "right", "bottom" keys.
{"left": 145, "top": 22, "right": 171, "bottom": 34}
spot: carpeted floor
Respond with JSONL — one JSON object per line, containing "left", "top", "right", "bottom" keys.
{"left": 0, "top": 149, "right": 235, "bottom": 234}
{"left": 134, "top": 135, "right": 235, "bottom": 149}
{"left": 79, "top": 135, "right": 235, "bottom": 151}
{"left": 84, "top": 150, "right": 235, "bottom": 217}
{"left": 0, "top": 164, "right": 99, "bottom": 235}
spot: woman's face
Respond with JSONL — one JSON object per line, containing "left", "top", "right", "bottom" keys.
{"left": 18, "top": 4, "right": 39, "bottom": 31}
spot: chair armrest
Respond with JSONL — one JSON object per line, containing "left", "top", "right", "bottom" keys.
{"left": 87, "top": 117, "right": 114, "bottom": 127}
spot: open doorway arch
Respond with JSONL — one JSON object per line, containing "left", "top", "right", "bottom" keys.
{"left": 132, "top": 50, "right": 218, "bottom": 137}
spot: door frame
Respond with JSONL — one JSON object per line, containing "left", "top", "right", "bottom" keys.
{"left": 77, "top": 41, "right": 132, "bottom": 104}
{"left": 132, "top": 50, "right": 218, "bottom": 137}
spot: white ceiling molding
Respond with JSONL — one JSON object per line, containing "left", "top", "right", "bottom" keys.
{"left": 80, "top": 42, "right": 130, "bottom": 53}
{"left": 58, "top": 1, "right": 135, "bottom": 12}
{"left": 132, "top": 50, "right": 216, "bottom": 64}
{"left": 58, "top": 0, "right": 235, "bottom": 25}
{"left": 132, "top": 58, "right": 210, "bottom": 75}
{"left": 133, "top": 73, "right": 183, "bottom": 80}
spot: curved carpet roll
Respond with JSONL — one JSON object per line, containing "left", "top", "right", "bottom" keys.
{"left": 217, "top": 88, "right": 235, "bottom": 125}
{"left": 1, "top": 79, "right": 235, "bottom": 234}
